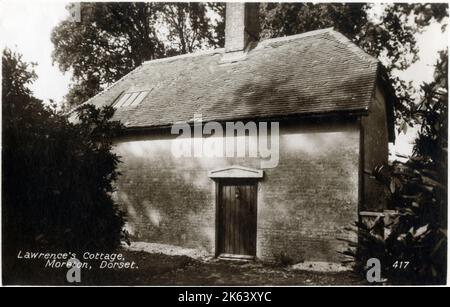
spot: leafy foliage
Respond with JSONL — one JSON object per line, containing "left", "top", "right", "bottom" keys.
{"left": 2, "top": 49, "right": 125, "bottom": 268}
{"left": 343, "top": 51, "right": 448, "bottom": 285}
{"left": 162, "top": 2, "right": 224, "bottom": 55}
{"left": 51, "top": 2, "right": 224, "bottom": 107}
{"left": 344, "top": 161, "right": 446, "bottom": 285}
{"left": 259, "top": 3, "right": 448, "bottom": 124}
{"left": 414, "top": 49, "right": 448, "bottom": 168}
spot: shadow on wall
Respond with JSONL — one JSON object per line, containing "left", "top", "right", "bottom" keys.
{"left": 256, "top": 142, "right": 359, "bottom": 263}
{"left": 112, "top": 140, "right": 261, "bottom": 254}
{"left": 112, "top": 143, "right": 216, "bottom": 252}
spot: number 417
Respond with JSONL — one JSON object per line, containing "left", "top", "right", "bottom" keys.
{"left": 392, "top": 261, "right": 409, "bottom": 269}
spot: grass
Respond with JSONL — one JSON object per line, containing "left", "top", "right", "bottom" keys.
{"left": 3, "top": 249, "right": 365, "bottom": 286}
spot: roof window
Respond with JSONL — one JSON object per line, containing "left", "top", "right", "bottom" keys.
{"left": 113, "top": 90, "right": 149, "bottom": 108}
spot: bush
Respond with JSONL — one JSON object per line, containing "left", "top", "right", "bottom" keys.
{"left": 2, "top": 49, "right": 125, "bottom": 273}
{"left": 343, "top": 160, "right": 447, "bottom": 285}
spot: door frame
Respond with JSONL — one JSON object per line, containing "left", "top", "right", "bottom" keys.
{"left": 208, "top": 165, "right": 263, "bottom": 259}
{"left": 214, "top": 179, "right": 258, "bottom": 258}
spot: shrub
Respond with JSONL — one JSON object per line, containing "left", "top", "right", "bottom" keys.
{"left": 343, "top": 160, "right": 447, "bottom": 285}
{"left": 2, "top": 49, "right": 125, "bottom": 274}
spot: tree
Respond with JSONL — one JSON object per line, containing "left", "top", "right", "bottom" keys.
{"left": 414, "top": 49, "right": 448, "bottom": 168}
{"left": 162, "top": 2, "right": 224, "bottom": 55}
{"left": 259, "top": 3, "right": 448, "bottom": 123}
{"left": 51, "top": 2, "right": 224, "bottom": 107}
{"left": 51, "top": 2, "right": 164, "bottom": 107}
{"left": 413, "top": 48, "right": 448, "bottom": 229}
{"left": 2, "top": 48, "right": 125, "bottom": 281}
{"left": 1, "top": 49, "right": 38, "bottom": 101}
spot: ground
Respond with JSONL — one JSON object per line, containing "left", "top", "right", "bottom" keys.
{"left": 4, "top": 249, "right": 365, "bottom": 286}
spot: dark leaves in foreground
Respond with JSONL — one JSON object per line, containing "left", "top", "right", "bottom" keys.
{"left": 2, "top": 49, "right": 126, "bottom": 278}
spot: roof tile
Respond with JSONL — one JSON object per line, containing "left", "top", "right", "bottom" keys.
{"left": 82, "top": 28, "right": 379, "bottom": 128}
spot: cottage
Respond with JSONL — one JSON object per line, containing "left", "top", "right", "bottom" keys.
{"left": 82, "top": 3, "right": 395, "bottom": 263}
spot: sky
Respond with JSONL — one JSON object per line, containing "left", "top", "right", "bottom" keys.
{"left": 390, "top": 19, "right": 448, "bottom": 158}
{"left": 0, "top": 0, "right": 448, "bottom": 156}
{"left": 0, "top": 0, "right": 72, "bottom": 103}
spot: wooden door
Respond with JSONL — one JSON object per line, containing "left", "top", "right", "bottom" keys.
{"left": 217, "top": 180, "right": 257, "bottom": 258}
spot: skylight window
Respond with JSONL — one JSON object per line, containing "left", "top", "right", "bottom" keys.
{"left": 114, "top": 90, "right": 149, "bottom": 108}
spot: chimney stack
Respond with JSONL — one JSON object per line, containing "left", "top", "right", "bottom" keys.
{"left": 224, "top": 2, "right": 260, "bottom": 55}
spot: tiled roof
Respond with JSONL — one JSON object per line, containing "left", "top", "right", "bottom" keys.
{"left": 81, "top": 28, "right": 380, "bottom": 128}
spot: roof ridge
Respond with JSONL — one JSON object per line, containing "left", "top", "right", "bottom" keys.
{"left": 141, "top": 28, "right": 336, "bottom": 66}
{"left": 140, "top": 28, "right": 336, "bottom": 66}
{"left": 136, "top": 28, "right": 377, "bottom": 67}
{"left": 256, "top": 27, "right": 378, "bottom": 66}
{"left": 142, "top": 48, "right": 225, "bottom": 66}
{"left": 257, "top": 27, "right": 334, "bottom": 48}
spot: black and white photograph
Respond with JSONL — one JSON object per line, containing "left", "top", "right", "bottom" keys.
{"left": 0, "top": 0, "right": 448, "bottom": 288}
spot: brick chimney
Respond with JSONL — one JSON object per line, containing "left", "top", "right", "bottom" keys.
{"left": 223, "top": 2, "right": 260, "bottom": 59}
